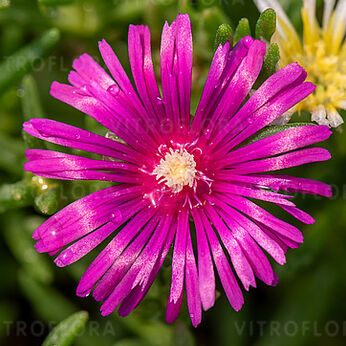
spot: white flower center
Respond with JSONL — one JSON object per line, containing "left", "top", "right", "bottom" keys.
{"left": 153, "top": 148, "right": 197, "bottom": 193}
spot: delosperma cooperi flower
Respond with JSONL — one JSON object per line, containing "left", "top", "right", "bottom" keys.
{"left": 23, "top": 14, "right": 332, "bottom": 327}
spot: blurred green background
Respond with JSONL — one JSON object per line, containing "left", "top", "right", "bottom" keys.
{"left": 0, "top": 0, "right": 345, "bottom": 345}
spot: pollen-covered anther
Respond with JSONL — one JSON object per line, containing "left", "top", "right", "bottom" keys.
{"left": 153, "top": 148, "right": 197, "bottom": 193}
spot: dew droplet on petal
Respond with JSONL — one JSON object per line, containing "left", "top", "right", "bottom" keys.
{"left": 156, "top": 96, "right": 165, "bottom": 105}
{"left": 107, "top": 84, "right": 120, "bottom": 96}
{"left": 40, "top": 131, "right": 50, "bottom": 138}
{"left": 110, "top": 210, "right": 122, "bottom": 224}
{"left": 49, "top": 227, "right": 58, "bottom": 239}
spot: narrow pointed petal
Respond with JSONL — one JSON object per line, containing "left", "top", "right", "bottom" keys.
{"left": 204, "top": 205, "right": 256, "bottom": 290}
{"left": 213, "top": 182, "right": 295, "bottom": 206}
{"left": 25, "top": 149, "right": 141, "bottom": 183}
{"left": 100, "top": 216, "right": 175, "bottom": 316}
{"left": 23, "top": 118, "right": 144, "bottom": 164}
{"left": 220, "top": 194, "right": 304, "bottom": 243}
{"left": 201, "top": 210, "right": 244, "bottom": 310}
{"left": 92, "top": 217, "right": 159, "bottom": 302}
{"left": 216, "top": 173, "right": 332, "bottom": 197}
{"left": 220, "top": 125, "right": 331, "bottom": 166}
{"left": 128, "top": 25, "right": 164, "bottom": 123}
{"left": 118, "top": 218, "right": 177, "bottom": 317}
{"left": 191, "top": 209, "right": 215, "bottom": 311}
{"left": 160, "top": 14, "right": 192, "bottom": 131}
{"left": 218, "top": 208, "right": 276, "bottom": 285}
{"left": 76, "top": 208, "right": 155, "bottom": 297}
{"left": 213, "top": 81, "right": 316, "bottom": 153}
{"left": 227, "top": 148, "right": 331, "bottom": 174}
{"left": 185, "top": 228, "right": 202, "bottom": 327}
{"left": 206, "top": 40, "right": 266, "bottom": 135}
{"left": 169, "top": 209, "right": 189, "bottom": 304}
{"left": 191, "top": 37, "right": 252, "bottom": 135}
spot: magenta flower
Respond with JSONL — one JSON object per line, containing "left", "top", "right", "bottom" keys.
{"left": 23, "top": 14, "right": 332, "bottom": 327}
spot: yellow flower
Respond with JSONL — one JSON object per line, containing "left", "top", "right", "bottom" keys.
{"left": 255, "top": 0, "right": 346, "bottom": 127}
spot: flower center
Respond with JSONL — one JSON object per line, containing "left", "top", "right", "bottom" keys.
{"left": 153, "top": 148, "right": 197, "bottom": 193}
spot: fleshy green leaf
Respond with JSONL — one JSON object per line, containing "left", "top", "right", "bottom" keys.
{"left": 20, "top": 74, "right": 47, "bottom": 149}
{"left": 214, "top": 23, "right": 233, "bottom": 50}
{"left": 0, "top": 132, "right": 24, "bottom": 176}
{"left": 0, "top": 181, "right": 35, "bottom": 213}
{"left": 121, "top": 314, "right": 174, "bottom": 346}
{"left": 0, "top": 28, "right": 60, "bottom": 95}
{"left": 3, "top": 212, "right": 53, "bottom": 283}
{"left": 39, "top": 0, "right": 75, "bottom": 5}
{"left": 1, "top": 24, "right": 23, "bottom": 56}
{"left": 262, "top": 43, "right": 280, "bottom": 77}
{"left": 113, "top": 340, "right": 145, "bottom": 346}
{"left": 255, "top": 8, "right": 276, "bottom": 41}
{"left": 242, "top": 123, "right": 316, "bottom": 146}
{"left": 109, "top": 0, "right": 145, "bottom": 23}
{"left": 254, "top": 43, "right": 280, "bottom": 88}
{"left": 34, "top": 186, "right": 61, "bottom": 215}
{"left": 0, "top": 302, "right": 17, "bottom": 339}
{"left": 42, "top": 311, "right": 89, "bottom": 346}
{"left": 233, "top": 18, "right": 251, "bottom": 44}
{"left": 21, "top": 74, "right": 44, "bottom": 120}
{"left": 18, "top": 270, "right": 77, "bottom": 322}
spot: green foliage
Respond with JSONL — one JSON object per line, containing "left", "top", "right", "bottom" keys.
{"left": 21, "top": 74, "right": 44, "bottom": 120}
{"left": 0, "top": 132, "right": 25, "bottom": 176}
{"left": 3, "top": 213, "right": 53, "bottom": 283}
{"left": 255, "top": 8, "right": 276, "bottom": 41}
{"left": 194, "top": 6, "right": 230, "bottom": 60}
{"left": 34, "top": 186, "right": 61, "bottom": 215}
{"left": 254, "top": 43, "right": 280, "bottom": 88}
{"left": 242, "top": 122, "right": 315, "bottom": 146}
{"left": 39, "top": 0, "right": 76, "bottom": 5}
{"left": 262, "top": 43, "right": 280, "bottom": 76}
{"left": 233, "top": 18, "right": 251, "bottom": 44}
{"left": 0, "top": 28, "right": 60, "bottom": 95}
{"left": 21, "top": 74, "right": 48, "bottom": 149}
{"left": 18, "top": 270, "right": 78, "bottom": 322}
{"left": 214, "top": 23, "right": 233, "bottom": 50}
{"left": 0, "top": 181, "right": 35, "bottom": 212}
{"left": 42, "top": 311, "right": 89, "bottom": 346}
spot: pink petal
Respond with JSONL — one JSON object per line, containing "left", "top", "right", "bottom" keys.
{"left": 25, "top": 149, "right": 141, "bottom": 183}
{"left": 227, "top": 147, "right": 331, "bottom": 174}
{"left": 218, "top": 208, "right": 276, "bottom": 286}
{"left": 220, "top": 125, "right": 332, "bottom": 167}
{"left": 23, "top": 118, "right": 144, "bottom": 164}
{"left": 219, "top": 194, "right": 303, "bottom": 243}
{"left": 160, "top": 14, "right": 192, "bottom": 133}
{"left": 185, "top": 228, "right": 202, "bottom": 327}
{"left": 92, "top": 217, "right": 159, "bottom": 302}
{"left": 191, "top": 209, "right": 215, "bottom": 311}
{"left": 128, "top": 25, "right": 164, "bottom": 123}
{"left": 201, "top": 210, "right": 244, "bottom": 311}
{"left": 169, "top": 209, "right": 189, "bottom": 304}
{"left": 76, "top": 208, "right": 155, "bottom": 297}
{"left": 206, "top": 40, "right": 266, "bottom": 137}
{"left": 191, "top": 37, "right": 252, "bottom": 135}
{"left": 204, "top": 204, "right": 256, "bottom": 290}
{"left": 118, "top": 217, "right": 177, "bottom": 317}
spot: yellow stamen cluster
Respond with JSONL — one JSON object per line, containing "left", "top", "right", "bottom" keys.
{"left": 153, "top": 148, "right": 197, "bottom": 193}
